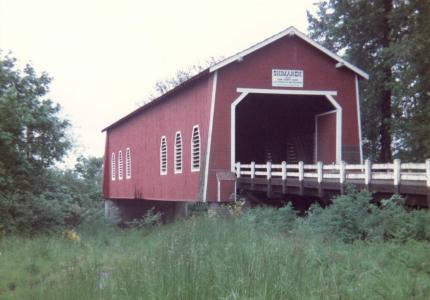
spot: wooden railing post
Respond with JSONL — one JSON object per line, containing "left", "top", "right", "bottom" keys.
{"left": 339, "top": 161, "right": 346, "bottom": 184}
{"left": 426, "top": 159, "right": 430, "bottom": 188}
{"left": 250, "top": 161, "right": 255, "bottom": 179}
{"left": 393, "top": 159, "right": 401, "bottom": 186}
{"left": 266, "top": 161, "right": 272, "bottom": 180}
{"left": 364, "top": 159, "right": 372, "bottom": 185}
{"left": 236, "top": 162, "right": 241, "bottom": 178}
{"left": 281, "top": 161, "right": 287, "bottom": 181}
{"left": 298, "top": 161, "right": 304, "bottom": 182}
{"left": 317, "top": 161, "right": 323, "bottom": 183}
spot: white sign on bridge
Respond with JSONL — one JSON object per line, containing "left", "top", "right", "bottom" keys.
{"left": 272, "top": 69, "right": 304, "bottom": 87}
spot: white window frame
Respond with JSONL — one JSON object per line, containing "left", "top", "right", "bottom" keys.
{"left": 125, "top": 147, "right": 132, "bottom": 179}
{"left": 160, "top": 136, "right": 167, "bottom": 175}
{"left": 191, "top": 125, "right": 201, "bottom": 172}
{"left": 118, "top": 150, "right": 123, "bottom": 180}
{"left": 111, "top": 152, "right": 116, "bottom": 181}
{"left": 174, "top": 131, "right": 183, "bottom": 174}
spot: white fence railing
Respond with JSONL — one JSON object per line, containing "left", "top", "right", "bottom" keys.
{"left": 235, "top": 159, "right": 430, "bottom": 187}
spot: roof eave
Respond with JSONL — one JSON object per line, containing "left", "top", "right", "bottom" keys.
{"left": 209, "top": 26, "right": 369, "bottom": 80}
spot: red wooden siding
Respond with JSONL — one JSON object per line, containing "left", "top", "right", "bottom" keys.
{"left": 316, "top": 112, "right": 337, "bottom": 163}
{"left": 206, "top": 35, "right": 360, "bottom": 201}
{"left": 103, "top": 76, "right": 214, "bottom": 201}
{"left": 103, "top": 30, "right": 363, "bottom": 203}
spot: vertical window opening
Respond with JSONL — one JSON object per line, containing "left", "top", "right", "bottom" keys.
{"left": 111, "top": 152, "right": 116, "bottom": 180}
{"left": 174, "top": 131, "right": 182, "bottom": 174}
{"left": 160, "top": 136, "right": 167, "bottom": 175}
{"left": 126, "top": 147, "right": 132, "bottom": 179}
{"left": 191, "top": 125, "right": 200, "bottom": 171}
{"left": 118, "top": 150, "right": 123, "bottom": 180}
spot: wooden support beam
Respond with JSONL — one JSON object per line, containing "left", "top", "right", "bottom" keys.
{"left": 426, "top": 159, "right": 430, "bottom": 188}
{"left": 236, "top": 162, "right": 241, "bottom": 178}
{"left": 266, "top": 161, "right": 272, "bottom": 180}
{"left": 364, "top": 159, "right": 372, "bottom": 185}
{"left": 339, "top": 161, "right": 346, "bottom": 184}
{"left": 393, "top": 159, "right": 401, "bottom": 186}
{"left": 298, "top": 161, "right": 304, "bottom": 181}
{"left": 281, "top": 161, "right": 287, "bottom": 181}
{"left": 317, "top": 161, "right": 323, "bottom": 183}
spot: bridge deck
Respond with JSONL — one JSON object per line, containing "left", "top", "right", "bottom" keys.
{"left": 235, "top": 160, "right": 430, "bottom": 201}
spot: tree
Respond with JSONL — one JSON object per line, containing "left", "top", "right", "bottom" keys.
{"left": 143, "top": 57, "right": 223, "bottom": 105}
{"left": 0, "top": 52, "right": 71, "bottom": 192}
{"left": 307, "top": 0, "right": 430, "bottom": 162}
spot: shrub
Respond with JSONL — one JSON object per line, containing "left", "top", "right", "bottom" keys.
{"left": 306, "top": 188, "right": 430, "bottom": 243}
{"left": 242, "top": 203, "right": 297, "bottom": 232}
{"left": 125, "top": 208, "right": 162, "bottom": 230}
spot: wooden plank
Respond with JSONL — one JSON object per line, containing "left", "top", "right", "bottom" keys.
{"left": 401, "top": 163, "right": 426, "bottom": 170}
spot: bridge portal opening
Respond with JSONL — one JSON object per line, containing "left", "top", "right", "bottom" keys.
{"left": 235, "top": 94, "right": 336, "bottom": 165}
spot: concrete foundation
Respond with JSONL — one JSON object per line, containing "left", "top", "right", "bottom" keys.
{"left": 104, "top": 199, "right": 189, "bottom": 224}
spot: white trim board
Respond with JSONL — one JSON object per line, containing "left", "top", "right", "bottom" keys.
{"left": 203, "top": 72, "right": 218, "bottom": 202}
{"left": 237, "top": 88, "right": 337, "bottom": 96}
{"left": 231, "top": 90, "right": 342, "bottom": 171}
{"left": 355, "top": 75, "right": 364, "bottom": 164}
{"left": 210, "top": 26, "right": 369, "bottom": 80}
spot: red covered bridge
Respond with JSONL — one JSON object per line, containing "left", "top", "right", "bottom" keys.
{"left": 102, "top": 27, "right": 430, "bottom": 220}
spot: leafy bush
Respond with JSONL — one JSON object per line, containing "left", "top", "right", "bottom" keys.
{"left": 125, "top": 208, "right": 162, "bottom": 230}
{"left": 0, "top": 156, "right": 104, "bottom": 235}
{"left": 306, "top": 188, "right": 430, "bottom": 243}
{"left": 243, "top": 203, "right": 297, "bottom": 232}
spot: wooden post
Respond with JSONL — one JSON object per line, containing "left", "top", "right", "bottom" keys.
{"left": 250, "top": 161, "right": 255, "bottom": 179}
{"left": 317, "top": 161, "right": 323, "bottom": 184}
{"left": 426, "top": 159, "right": 430, "bottom": 188}
{"left": 236, "top": 162, "right": 241, "bottom": 178}
{"left": 266, "top": 161, "right": 272, "bottom": 180}
{"left": 339, "top": 161, "right": 346, "bottom": 184}
{"left": 298, "top": 161, "right": 304, "bottom": 182}
{"left": 281, "top": 161, "right": 287, "bottom": 194}
{"left": 393, "top": 159, "right": 401, "bottom": 186}
{"left": 281, "top": 161, "right": 287, "bottom": 181}
{"left": 364, "top": 159, "right": 372, "bottom": 185}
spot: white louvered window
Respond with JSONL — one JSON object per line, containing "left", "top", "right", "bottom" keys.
{"left": 118, "top": 150, "right": 123, "bottom": 180}
{"left": 126, "top": 147, "right": 131, "bottom": 179}
{"left": 111, "top": 152, "right": 116, "bottom": 180}
{"left": 160, "top": 136, "right": 167, "bottom": 175}
{"left": 191, "top": 125, "right": 200, "bottom": 172}
{"left": 174, "top": 131, "right": 182, "bottom": 174}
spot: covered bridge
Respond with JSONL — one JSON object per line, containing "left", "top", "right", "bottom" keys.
{"left": 102, "top": 27, "right": 428, "bottom": 220}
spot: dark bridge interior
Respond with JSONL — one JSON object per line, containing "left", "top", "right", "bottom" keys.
{"left": 235, "top": 94, "right": 334, "bottom": 164}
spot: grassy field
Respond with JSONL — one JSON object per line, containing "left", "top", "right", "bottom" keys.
{"left": 1, "top": 207, "right": 430, "bottom": 300}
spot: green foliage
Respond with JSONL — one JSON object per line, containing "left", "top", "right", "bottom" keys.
{"left": 307, "top": 188, "right": 430, "bottom": 243}
{"left": 0, "top": 52, "right": 71, "bottom": 193}
{"left": 0, "top": 52, "right": 103, "bottom": 234}
{"left": 125, "top": 208, "right": 162, "bottom": 230}
{"left": 308, "top": 0, "right": 430, "bottom": 161}
{"left": 1, "top": 212, "right": 429, "bottom": 299}
{"left": 242, "top": 203, "right": 297, "bottom": 232}
{"left": 0, "top": 157, "right": 104, "bottom": 235}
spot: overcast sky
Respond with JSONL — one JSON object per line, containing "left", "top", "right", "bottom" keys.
{"left": 0, "top": 0, "right": 316, "bottom": 166}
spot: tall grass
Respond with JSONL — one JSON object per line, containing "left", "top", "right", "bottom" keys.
{"left": 1, "top": 206, "right": 430, "bottom": 300}
{"left": 1, "top": 191, "right": 430, "bottom": 299}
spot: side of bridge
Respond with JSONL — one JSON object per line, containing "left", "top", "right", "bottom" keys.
{"left": 234, "top": 159, "right": 430, "bottom": 205}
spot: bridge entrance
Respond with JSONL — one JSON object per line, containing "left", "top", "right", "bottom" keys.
{"left": 234, "top": 93, "right": 336, "bottom": 165}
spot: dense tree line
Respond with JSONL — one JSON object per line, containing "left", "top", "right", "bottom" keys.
{"left": 0, "top": 53, "right": 103, "bottom": 234}
{"left": 308, "top": 0, "right": 430, "bottom": 162}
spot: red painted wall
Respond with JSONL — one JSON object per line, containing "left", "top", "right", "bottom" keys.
{"left": 103, "top": 76, "right": 214, "bottom": 201}
{"left": 103, "top": 34, "right": 362, "bottom": 203}
{"left": 206, "top": 35, "right": 360, "bottom": 201}
{"left": 316, "top": 112, "right": 337, "bottom": 163}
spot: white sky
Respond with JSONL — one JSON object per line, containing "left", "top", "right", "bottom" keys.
{"left": 0, "top": 0, "right": 316, "bottom": 167}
